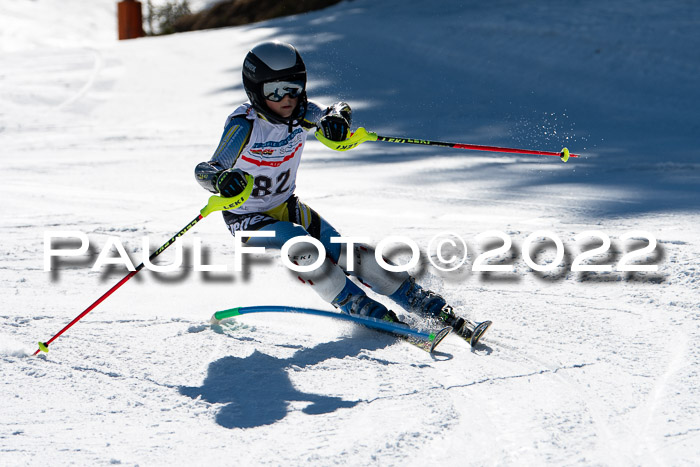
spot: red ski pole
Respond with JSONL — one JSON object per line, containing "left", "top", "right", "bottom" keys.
{"left": 33, "top": 182, "right": 253, "bottom": 356}
{"left": 316, "top": 127, "right": 580, "bottom": 162}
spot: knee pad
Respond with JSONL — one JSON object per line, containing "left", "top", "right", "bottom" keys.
{"left": 337, "top": 244, "right": 408, "bottom": 296}
{"left": 246, "top": 221, "right": 347, "bottom": 302}
{"left": 285, "top": 236, "right": 346, "bottom": 302}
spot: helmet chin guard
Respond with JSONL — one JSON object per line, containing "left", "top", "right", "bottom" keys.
{"left": 242, "top": 41, "right": 307, "bottom": 126}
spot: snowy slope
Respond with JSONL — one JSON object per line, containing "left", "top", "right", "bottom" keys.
{"left": 1, "top": 0, "right": 699, "bottom": 465}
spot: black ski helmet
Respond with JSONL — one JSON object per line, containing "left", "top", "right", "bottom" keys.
{"left": 242, "top": 41, "right": 307, "bottom": 126}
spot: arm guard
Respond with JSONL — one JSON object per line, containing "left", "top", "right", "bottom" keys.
{"left": 194, "top": 161, "right": 222, "bottom": 193}
{"left": 301, "top": 100, "right": 329, "bottom": 130}
{"left": 325, "top": 102, "right": 352, "bottom": 127}
{"left": 194, "top": 115, "right": 252, "bottom": 192}
{"left": 319, "top": 102, "right": 353, "bottom": 141}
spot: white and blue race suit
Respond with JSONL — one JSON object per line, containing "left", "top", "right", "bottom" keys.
{"left": 194, "top": 101, "right": 408, "bottom": 307}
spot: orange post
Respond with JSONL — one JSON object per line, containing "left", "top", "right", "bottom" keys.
{"left": 117, "top": 0, "right": 144, "bottom": 40}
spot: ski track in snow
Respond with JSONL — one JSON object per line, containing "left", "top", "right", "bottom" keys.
{"left": 2, "top": 0, "right": 700, "bottom": 465}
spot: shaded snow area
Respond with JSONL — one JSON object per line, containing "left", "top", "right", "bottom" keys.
{"left": 2, "top": 0, "right": 699, "bottom": 465}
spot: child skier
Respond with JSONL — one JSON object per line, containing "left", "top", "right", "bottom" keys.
{"left": 195, "top": 41, "right": 488, "bottom": 345}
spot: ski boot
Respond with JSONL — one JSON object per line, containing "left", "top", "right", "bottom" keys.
{"left": 390, "top": 277, "right": 491, "bottom": 347}
{"left": 333, "top": 280, "right": 402, "bottom": 323}
{"left": 438, "top": 305, "right": 491, "bottom": 348}
{"left": 389, "top": 277, "right": 447, "bottom": 316}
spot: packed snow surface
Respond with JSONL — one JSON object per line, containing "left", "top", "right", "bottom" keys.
{"left": 1, "top": 0, "right": 699, "bottom": 465}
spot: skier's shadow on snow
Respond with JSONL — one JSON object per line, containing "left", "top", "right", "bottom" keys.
{"left": 179, "top": 335, "right": 395, "bottom": 429}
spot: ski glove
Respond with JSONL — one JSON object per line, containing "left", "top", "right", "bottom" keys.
{"left": 215, "top": 168, "right": 250, "bottom": 198}
{"left": 319, "top": 102, "right": 352, "bottom": 141}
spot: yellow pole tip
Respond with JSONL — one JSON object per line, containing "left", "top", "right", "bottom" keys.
{"left": 560, "top": 147, "right": 570, "bottom": 163}
{"left": 38, "top": 342, "right": 49, "bottom": 353}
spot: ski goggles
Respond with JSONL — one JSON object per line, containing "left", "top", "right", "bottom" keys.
{"left": 262, "top": 80, "right": 305, "bottom": 102}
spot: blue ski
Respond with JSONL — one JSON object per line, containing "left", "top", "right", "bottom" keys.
{"left": 210, "top": 305, "right": 450, "bottom": 353}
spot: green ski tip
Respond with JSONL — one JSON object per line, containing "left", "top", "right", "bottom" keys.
{"left": 211, "top": 307, "right": 241, "bottom": 324}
